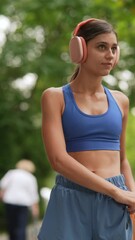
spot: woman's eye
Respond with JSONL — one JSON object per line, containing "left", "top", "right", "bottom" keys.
{"left": 112, "top": 46, "right": 117, "bottom": 54}
{"left": 97, "top": 44, "right": 118, "bottom": 54}
{"left": 98, "top": 45, "right": 106, "bottom": 50}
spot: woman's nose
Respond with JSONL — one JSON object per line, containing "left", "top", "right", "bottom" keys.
{"left": 106, "top": 49, "right": 114, "bottom": 59}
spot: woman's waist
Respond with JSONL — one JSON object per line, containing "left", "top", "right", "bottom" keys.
{"left": 68, "top": 150, "right": 120, "bottom": 178}
{"left": 55, "top": 174, "right": 127, "bottom": 193}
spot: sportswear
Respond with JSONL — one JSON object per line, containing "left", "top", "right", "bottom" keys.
{"left": 62, "top": 84, "right": 122, "bottom": 152}
{"left": 38, "top": 174, "right": 132, "bottom": 240}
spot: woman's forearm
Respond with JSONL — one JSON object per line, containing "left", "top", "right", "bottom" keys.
{"left": 51, "top": 153, "right": 120, "bottom": 197}
{"left": 121, "top": 159, "right": 135, "bottom": 192}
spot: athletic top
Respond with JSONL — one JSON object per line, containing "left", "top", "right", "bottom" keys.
{"left": 62, "top": 84, "right": 122, "bottom": 152}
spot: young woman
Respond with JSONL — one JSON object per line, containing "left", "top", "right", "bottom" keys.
{"left": 38, "top": 18, "right": 135, "bottom": 240}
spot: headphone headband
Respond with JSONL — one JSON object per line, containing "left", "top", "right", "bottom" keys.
{"left": 73, "top": 18, "right": 98, "bottom": 35}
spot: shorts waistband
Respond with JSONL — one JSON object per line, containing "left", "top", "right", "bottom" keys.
{"left": 56, "top": 174, "right": 126, "bottom": 193}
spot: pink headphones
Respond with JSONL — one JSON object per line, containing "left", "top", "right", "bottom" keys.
{"left": 69, "top": 18, "right": 120, "bottom": 66}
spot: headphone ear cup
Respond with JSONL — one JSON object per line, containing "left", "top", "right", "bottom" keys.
{"left": 113, "top": 46, "right": 120, "bottom": 67}
{"left": 69, "top": 36, "right": 87, "bottom": 64}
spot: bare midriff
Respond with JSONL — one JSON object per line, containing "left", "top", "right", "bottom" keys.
{"left": 68, "top": 150, "right": 121, "bottom": 179}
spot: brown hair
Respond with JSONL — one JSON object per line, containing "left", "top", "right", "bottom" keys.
{"left": 70, "top": 19, "right": 117, "bottom": 81}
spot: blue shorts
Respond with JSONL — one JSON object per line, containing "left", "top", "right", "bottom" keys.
{"left": 38, "top": 174, "right": 132, "bottom": 240}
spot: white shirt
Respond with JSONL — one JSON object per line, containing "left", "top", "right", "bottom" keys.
{"left": 0, "top": 169, "right": 39, "bottom": 206}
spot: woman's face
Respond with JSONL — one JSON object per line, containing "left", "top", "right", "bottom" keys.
{"left": 84, "top": 32, "right": 118, "bottom": 76}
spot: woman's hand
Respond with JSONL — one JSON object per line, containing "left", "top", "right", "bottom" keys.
{"left": 113, "top": 188, "right": 135, "bottom": 213}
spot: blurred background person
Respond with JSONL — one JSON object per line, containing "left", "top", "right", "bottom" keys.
{"left": 0, "top": 159, "right": 39, "bottom": 240}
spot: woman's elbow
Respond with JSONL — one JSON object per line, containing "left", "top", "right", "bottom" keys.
{"left": 48, "top": 153, "right": 67, "bottom": 172}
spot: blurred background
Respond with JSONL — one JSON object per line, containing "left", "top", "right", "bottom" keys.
{"left": 0, "top": 0, "right": 135, "bottom": 236}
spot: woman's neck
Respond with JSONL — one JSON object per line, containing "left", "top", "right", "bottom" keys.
{"left": 71, "top": 68, "right": 103, "bottom": 93}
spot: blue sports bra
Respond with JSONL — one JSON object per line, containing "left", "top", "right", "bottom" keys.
{"left": 62, "top": 84, "right": 122, "bottom": 152}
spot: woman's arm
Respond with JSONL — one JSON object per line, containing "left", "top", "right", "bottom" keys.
{"left": 120, "top": 94, "right": 135, "bottom": 193}
{"left": 119, "top": 93, "right": 135, "bottom": 191}
{"left": 117, "top": 91, "right": 135, "bottom": 213}
{"left": 41, "top": 87, "right": 135, "bottom": 209}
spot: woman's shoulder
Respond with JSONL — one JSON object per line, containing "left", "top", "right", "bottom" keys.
{"left": 41, "top": 86, "right": 64, "bottom": 102}
{"left": 42, "top": 86, "right": 63, "bottom": 97}
{"left": 41, "top": 86, "right": 65, "bottom": 112}
{"left": 109, "top": 89, "right": 129, "bottom": 105}
{"left": 108, "top": 88, "right": 129, "bottom": 115}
